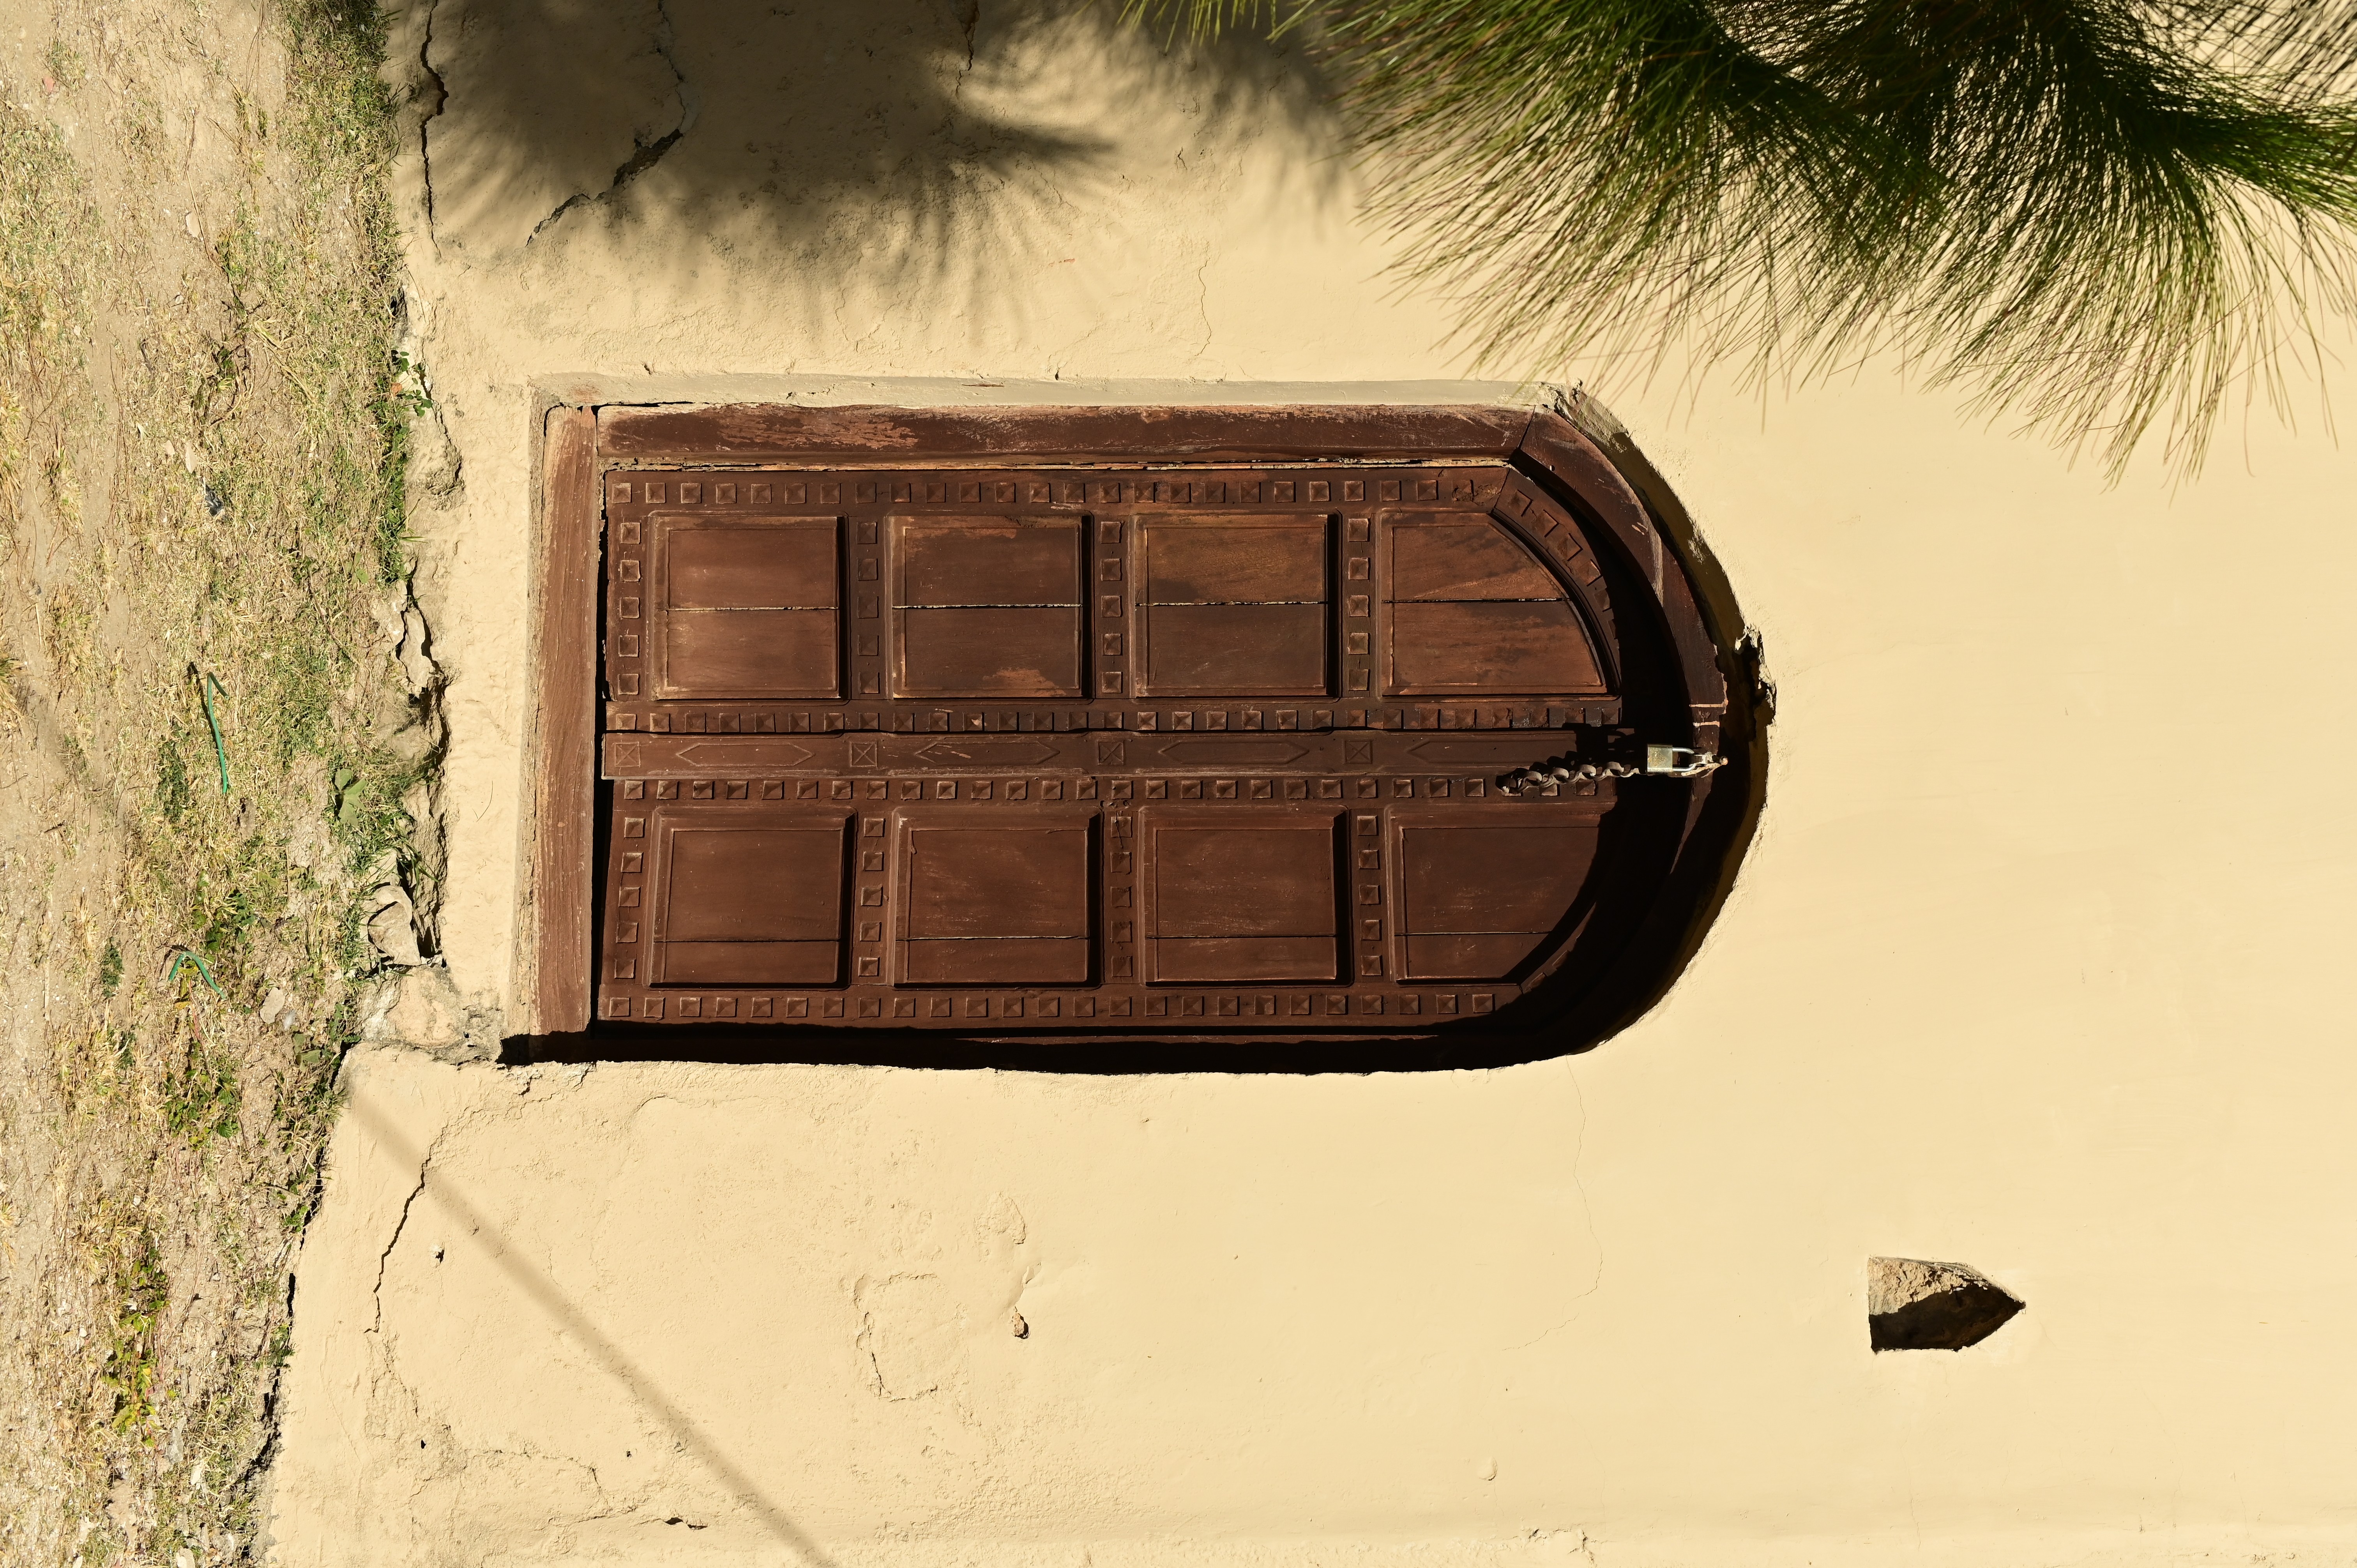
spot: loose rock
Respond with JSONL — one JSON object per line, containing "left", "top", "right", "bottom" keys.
{"left": 1868, "top": 1256, "right": 2023, "bottom": 1351}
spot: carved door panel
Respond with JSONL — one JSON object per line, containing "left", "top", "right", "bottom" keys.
{"left": 592, "top": 457, "right": 1717, "bottom": 1040}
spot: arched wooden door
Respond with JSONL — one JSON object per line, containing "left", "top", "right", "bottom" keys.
{"left": 574, "top": 406, "right": 1749, "bottom": 1057}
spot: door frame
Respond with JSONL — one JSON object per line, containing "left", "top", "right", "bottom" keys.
{"left": 520, "top": 397, "right": 1756, "bottom": 1058}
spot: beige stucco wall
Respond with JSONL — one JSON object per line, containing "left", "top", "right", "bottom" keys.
{"left": 266, "top": 0, "right": 2357, "bottom": 1562}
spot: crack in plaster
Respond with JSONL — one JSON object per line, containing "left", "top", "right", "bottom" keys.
{"left": 1192, "top": 248, "right": 1215, "bottom": 364}
{"left": 1504, "top": 1068, "right": 1604, "bottom": 1353}
{"left": 958, "top": 0, "right": 982, "bottom": 89}
{"left": 526, "top": 0, "right": 700, "bottom": 246}
{"left": 481, "top": 1443, "right": 616, "bottom": 1517}
{"left": 853, "top": 1272, "right": 947, "bottom": 1402}
{"left": 362, "top": 1092, "right": 509, "bottom": 1344}
{"left": 371, "top": 1162, "right": 430, "bottom": 1338}
{"left": 415, "top": 0, "right": 447, "bottom": 237}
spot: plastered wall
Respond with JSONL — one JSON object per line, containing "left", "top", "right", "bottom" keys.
{"left": 265, "top": 0, "right": 2357, "bottom": 1562}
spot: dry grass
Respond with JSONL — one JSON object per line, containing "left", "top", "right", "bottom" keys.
{"left": 0, "top": 0, "right": 421, "bottom": 1561}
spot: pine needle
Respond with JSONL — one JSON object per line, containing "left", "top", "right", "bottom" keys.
{"left": 1136, "top": 0, "right": 2357, "bottom": 477}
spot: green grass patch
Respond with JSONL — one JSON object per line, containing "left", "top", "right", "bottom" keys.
{"left": 0, "top": 0, "right": 420, "bottom": 1555}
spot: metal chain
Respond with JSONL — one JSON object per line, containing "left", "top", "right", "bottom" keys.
{"left": 1498, "top": 745, "right": 1724, "bottom": 795}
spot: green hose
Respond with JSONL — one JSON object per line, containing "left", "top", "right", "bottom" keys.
{"left": 165, "top": 948, "right": 222, "bottom": 998}
{"left": 198, "top": 671, "right": 230, "bottom": 794}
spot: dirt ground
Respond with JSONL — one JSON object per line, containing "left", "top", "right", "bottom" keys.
{"left": 0, "top": 1, "right": 431, "bottom": 1561}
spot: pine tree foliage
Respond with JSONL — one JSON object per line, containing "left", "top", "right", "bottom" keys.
{"left": 1144, "top": 0, "right": 2357, "bottom": 475}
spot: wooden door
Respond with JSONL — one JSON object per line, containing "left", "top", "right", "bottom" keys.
{"left": 588, "top": 451, "right": 1726, "bottom": 1042}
